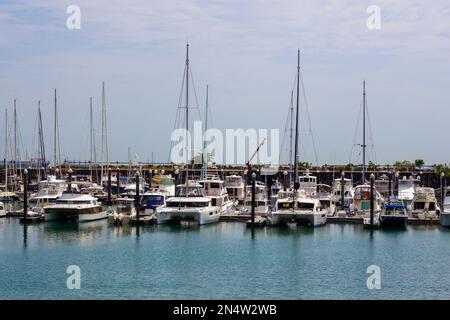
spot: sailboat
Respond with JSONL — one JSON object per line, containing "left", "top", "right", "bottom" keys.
{"left": 198, "top": 86, "right": 234, "bottom": 215}
{"left": 157, "top": 43, "right": 220, "bottom": 225}
{"left": 269, "top": 50, "right": 327, "bottom": 227}
{"left": 349, "top": 82, "right": 382, "bottom": 217}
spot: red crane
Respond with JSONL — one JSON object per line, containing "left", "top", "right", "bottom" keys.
{"left": 245, "top": 138, "right": 266, "bottom": 172}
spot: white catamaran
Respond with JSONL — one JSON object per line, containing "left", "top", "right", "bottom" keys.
{"left": 270, "top": 50, "right": 327, "bottom": 227}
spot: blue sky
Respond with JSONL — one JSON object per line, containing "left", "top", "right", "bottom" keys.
{"left": 1, "top": 0, "right": 450, "bottom": 165}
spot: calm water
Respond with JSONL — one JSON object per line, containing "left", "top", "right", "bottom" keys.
{"left": 1, "top": 216, "right": 450, "bottom": 300}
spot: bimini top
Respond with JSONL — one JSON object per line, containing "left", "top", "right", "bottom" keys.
{"left": 384, "top": 202, "right": 405, "bottom": 210}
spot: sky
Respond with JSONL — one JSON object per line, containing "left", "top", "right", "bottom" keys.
{"left": 1, "top": 0, "right": 450, "bottom": 166}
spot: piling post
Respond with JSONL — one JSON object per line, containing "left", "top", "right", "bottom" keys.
{"left": 388, "top": 170, "right": 392, "bottom": 196}
{"left": 107, "top": 168, "right": 111, "bottom": 205}
{"left": 370, "top": 173, "right": 375, "bottom": 226}
{"left": 340, "top": 171, "right": 345, "bottom": 211}
{"left": 395, "top": 171, "right": 400, "bottom": 196}
{"left": 441, "top": 172, "right": 445, "bottom": 211}
{"left": 135, "top": 171, "right": 140, "bottom": 222}
{"left": 67, "top": 167, "right": 73, "bottom": 192}
{"left": 23, "top": 169, "right": 28, "bottom": 220}
{"left": 149, "top": 168, "right": 153, "bottom": 188}
{"left": 251, "top": 171, "right": 256, "bottom": 227}
{"left": 116, "top": 166, "right": 120, "bottom": 197}
{"left": 174, "top": 169, "right": 179, "bottom": 186}
{"left": 283, "top": 170, "right": 288, "bottom": 190}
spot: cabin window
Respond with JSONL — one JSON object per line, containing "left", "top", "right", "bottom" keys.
{"left": 0, "top": 206, "right": 3, "bottom": 210}
{"left": 414, "top": 202, "right": 425, "bottom": 210}
{"left": 147, "top": 195, "right": 164, "bottom": 207}
{"left": 321, "top": 200, "right": 330, "bottom": 208}
{"left": 166, "top": 201, "right": 208, "bottom": 208}
{"left": 278, "top": 202, "right": 293, "bottom": 209}
{"left": 429, "top": 202, "right": 436, "bottom": 211}
{"left": 257, "top": 201, "right": 266, "bottom": 207}
{"left": 298, "top": 202, "right": 315, "bottom": 210}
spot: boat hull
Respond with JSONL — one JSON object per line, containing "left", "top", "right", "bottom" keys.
{"left": 157, "top": 209, "right": 220, "bottom": 225}
{"left": 270, "top": 211, "right": 327, "bottom": 227}
{"left": 380, "top": 215, "right": 408, "bottom": 228}
{"left": 45, "top": 209, "right": 108, "bottom": 222}
{"left": 440, "top": 212, "right": 450, "bottom": 227}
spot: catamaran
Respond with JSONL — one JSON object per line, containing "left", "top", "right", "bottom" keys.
{"left": 156, "top": 181, "right": 220, "bottom": 225}
{"left": 269, "top": 50, "right": 327, "bottom": 227}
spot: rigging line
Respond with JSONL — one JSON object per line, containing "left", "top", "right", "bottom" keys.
{"left": 168, "top": 65, "right": 188, "bottom": 162}
{"left": 280, "top": 93, "right": 293, "bottom": 165}
{"left": 299, "top": 71, "right": 319, "bottom": 166}
{"left": 349, "top": 98, "right": 363, "bottom": 164}
{"left": 365, "top": 100, "right": 377, "bottom": 164}
{"left": 32, "top": 110, "right": 38, "bottom": 159}
{"left": 189, "top": 67, "right": 202, "bottom": 122}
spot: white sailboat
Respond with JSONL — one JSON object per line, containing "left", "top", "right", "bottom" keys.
{"left": 157, "top": 181, "right": 220, "bottom": 225}
{"left": 157, "top": 43, "right": 220, "bottom": 225}
{"left": 270, "top": 50, "right": 326, "bottom": 227}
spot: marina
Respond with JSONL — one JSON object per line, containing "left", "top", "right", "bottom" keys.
{"left": 2, "top": 218, "right": 450, "bottom": 300}
{"left": 2, "top": 1, "right": 450, "bottom": 304}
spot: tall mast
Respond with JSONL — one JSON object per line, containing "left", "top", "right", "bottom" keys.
{"left": 289, "top": 89, "right": 294, "bottom": 183}
{"left": 53, "top": 89, "right": 57, "bottom": 168}
{"left": 201, "top": 84, "right": 209, "bottom": 180}
{"left": 4, "top": 109, "right": 8, "bottom": 190}
{"left": 89, "top": 96, "right": 95, "bottom": 181}
{"left": 13, "top": 99, "right": 17, "bottom": 182}
{"left": 185, "top": 43, "right": 190, "bottom": 184}
{"left": 293, "top": 49, "right": 300, "bottom": 191}
{"left": 362, "top": 80, "right": 366, "bottom": 183}
{"left": 38, "top": 101, "right": 46, "bottom": 179}
{"left": 100, "top": 81, "right": 109, "bottom": 183}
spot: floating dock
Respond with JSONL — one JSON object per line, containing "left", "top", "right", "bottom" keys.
{"left": 327, "top": 216, "right": 439, "bottom": 225}
{"left": 130, "top": 215, "right": 157, "bottom": 225}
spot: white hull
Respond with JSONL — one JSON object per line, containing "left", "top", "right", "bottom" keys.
{"left": 0, "top": 211, "right": 6, "bottom": 218}
{"left": 220, "top": 201, "right": 235, "bottom": 215}
{"left": 45, "top": 210, "right": 108, "bottom": 222}
{"left": 157, "top": 208, "right": 220, "bottom": 225}
{"left": 270, "top": 211, "right": 327, "bottom": 227}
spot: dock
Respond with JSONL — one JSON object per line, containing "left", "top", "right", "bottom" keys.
{"left": 130, "top": 215, "right": 157, "bottom": 225}
{"left": 19, "top": 215, "right": 44, "bottom": 224}
{"left": 327, "top": 216, "right": 439, "bottom": 225}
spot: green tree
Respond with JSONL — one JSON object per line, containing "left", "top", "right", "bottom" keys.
{"left": 415, "top": 159, "right": 425, "bottom": 168}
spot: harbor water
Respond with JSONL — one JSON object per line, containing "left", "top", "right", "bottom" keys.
{"left": 1, "top": 217, "right": 450, "bottom": 300}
